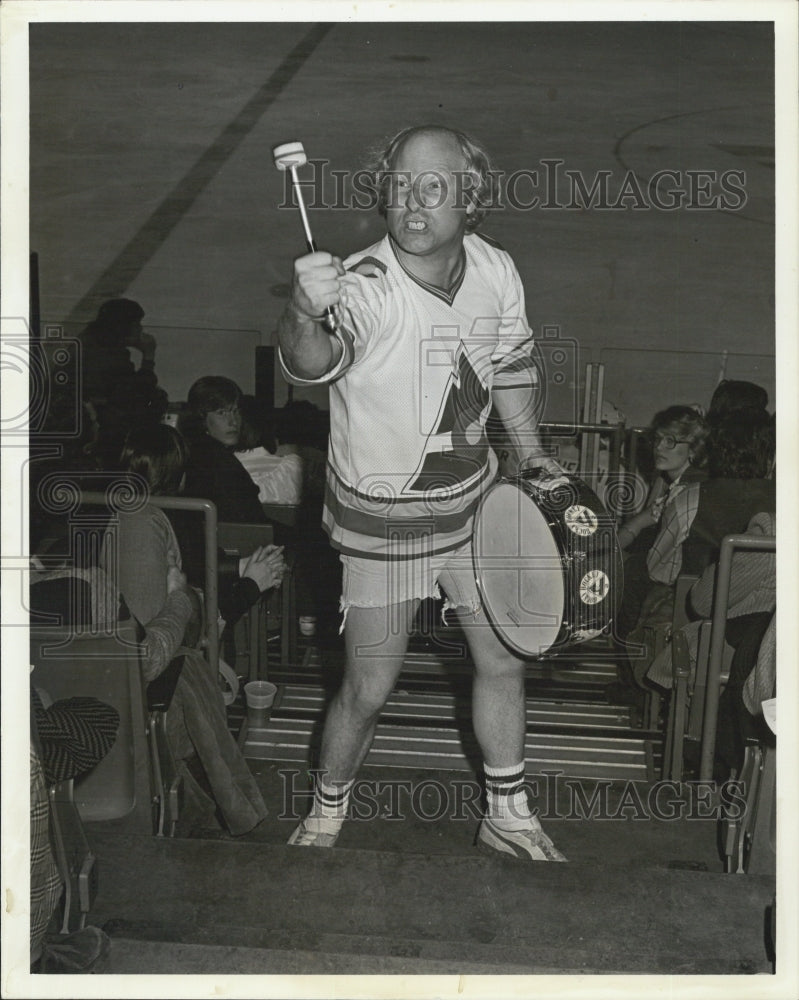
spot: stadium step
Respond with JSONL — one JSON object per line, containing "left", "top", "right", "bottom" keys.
{"left": 240, "top": 715, "right": 658, "bottom": 781}
{"left": 234, "top": 644, "right": 662, "bottom": 782}
{"left": 89, "top": 832, "right": 774, "bottom": 975}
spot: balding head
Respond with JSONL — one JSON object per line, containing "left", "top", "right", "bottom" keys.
{"left": 370, "top": 124, "right": 497, "bottom": 231}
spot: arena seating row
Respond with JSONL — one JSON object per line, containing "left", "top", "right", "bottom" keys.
{"left": 29, "top": 492, "right": 299, "bottom": 937}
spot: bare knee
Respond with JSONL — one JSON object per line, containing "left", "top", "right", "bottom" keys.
{"left": 473, "top": 646, "right": 525, "bottom": 682}
{"left": 337, "top": 669, "right": 394, "bottom": 721}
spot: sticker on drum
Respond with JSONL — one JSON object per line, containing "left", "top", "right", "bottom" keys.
{"left": 579, "top": 569, "right": 610, "bottom": 605}
{"left": 564, "top": 504, "right": 598, "bottom": 536}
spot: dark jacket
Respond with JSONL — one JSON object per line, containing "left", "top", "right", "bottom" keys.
{"left": 183, "top": 434, "right": 267, "bottom": 525}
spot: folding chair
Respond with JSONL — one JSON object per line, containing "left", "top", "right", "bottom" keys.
{"left": 31, "top": 702, "right": 96, "bottom": 936}
{"left": 261, "top": 501, "right": 300, "bottom": 528}
{"left": 638, "top": 574, "right": 699, "bottom": 732}
{"left": 662, "top": 617, "right": 734, "bottom": 781}
{"left": 30, "top": 622, "right": 156, "bottom": 834}
{"left": 31, "top": 565, "right": 192, "bottom": 841}
{"left": 720, "top": 738, "right": 776, "bottom": 874}
{"left": 78, "top": 490, "right": 220, "bottom": 675}
{"left": 46, "top": 779, "right": 98, "bottom": 934}
{"left": 698, "top": 532, "right": 776, "bottom": 781}
{"left": 663, "top": 531, "right": 776, "bottom": 783}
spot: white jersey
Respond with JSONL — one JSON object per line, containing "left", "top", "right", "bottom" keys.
{"left": 280, "top": 232, "right": 539, "bottom": 560}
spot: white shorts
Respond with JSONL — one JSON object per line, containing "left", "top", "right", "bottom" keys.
{"left": 340, "top": 540, "right": 482, "bottom": 618}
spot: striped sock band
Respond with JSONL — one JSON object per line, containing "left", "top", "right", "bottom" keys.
{"left": 484, "top": 762, "right": 532, "bottom": 827}
{"left": 312, "top": 776, "right": 353, "bottom": 820}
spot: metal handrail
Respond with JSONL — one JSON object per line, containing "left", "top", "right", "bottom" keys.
{"left": 699, "top": 532, "right": 776, "bottom": 781}
{"left": 79, "top": 491, "right": 219, "bottom": 674}
{"left": 539, "top": 420, "right": 627, "bottom": 478}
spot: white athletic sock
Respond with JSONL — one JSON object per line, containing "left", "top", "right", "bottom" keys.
{"left": 484, "top": 762, "right": 537, "bottom": 831}
{"left": 310, "top": 775, "right": 353, "bottom": 821}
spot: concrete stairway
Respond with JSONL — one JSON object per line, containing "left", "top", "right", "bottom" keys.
{"left": 87, "top": 830, "right": 775, "bottom": 976}
{"left": 85, "top": 638, "right": 773, "bottom": 978}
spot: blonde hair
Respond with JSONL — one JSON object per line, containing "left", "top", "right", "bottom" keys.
{"left": 367, "top": 125, "right": 498, "bottom": 232}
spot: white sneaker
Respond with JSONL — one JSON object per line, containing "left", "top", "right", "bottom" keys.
{"left": 477, "top": 816, "right": 567, "bottom": 862}
{"left": 287, "top": 814, "right": 343, "bottom": 847}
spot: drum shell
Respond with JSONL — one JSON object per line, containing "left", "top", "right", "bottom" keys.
{"left": 472, "top": 474, "right": 622, "bottom": 659}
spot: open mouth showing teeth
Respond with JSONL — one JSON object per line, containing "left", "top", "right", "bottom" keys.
{"left": 407, "top": 221, "right": 426, "bottom": 231}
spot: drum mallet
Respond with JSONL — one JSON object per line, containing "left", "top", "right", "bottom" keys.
{"left": 273, "top": 140, "right": 337, "bottom": 330}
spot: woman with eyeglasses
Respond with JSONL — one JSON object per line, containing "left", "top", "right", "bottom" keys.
{"left": 610, "top": 407, "right": 775, "bottom": 708}
{"left": 646, "top": 407, "right": 775, "bottom": 586}
{"left": 617, "top": 405, "right": 709, "bottom": 554}
{"left": 608, "top": 405, "right": 709, "bottom": 708}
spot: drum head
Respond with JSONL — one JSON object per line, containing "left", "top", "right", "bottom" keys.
{"left": 473, "top": 481, "right": 565, "bottom": 658}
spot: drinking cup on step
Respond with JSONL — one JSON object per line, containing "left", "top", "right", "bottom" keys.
{"left": 244, "top": 680, "right": 277, "bottom": 728}
{"left": 299, "top": 615, "right": 317, "bottom": 637}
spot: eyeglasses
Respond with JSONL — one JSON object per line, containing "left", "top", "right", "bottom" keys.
{"left": 653, "top": 433, "right": 690, "bottom": 450}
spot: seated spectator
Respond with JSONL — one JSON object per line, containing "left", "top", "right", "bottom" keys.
{"left": 79, "top": 298, "right": 157, "bottom": 402}
{"left": 79, "top": 298, "right": 168, "bottom": 467}
{"left": 646, "top": 510, "right": 775, "bottom": 776}
{"left": 29, "top": 390, "right": 105, "bottom": 559}
{"left": 646, "top": 408, "right": 775, "bottom": 586}
{"left": 29, "top": 665, "right": 116, "bottom": 973}
{"left": 272, "top": 400, "right": 343, "bottom": 637}
{"left": 234, "top": 395, "right": 304, "bottom": 507}
{"left": 608, "top": 407, "right": 708, "bottom": 705}
{"left": 31, "top": 687, "right": 120, "bottom": 789}
{"left": 180, "top": 377, "right": 333, "bottom": 635}
{"left": 180, "top": 376, "right": 271, "bottom": 526}
{"left": 29, "top": 739, "right": 111, "bottom": 974}
{"left": 120, "top": 420, "right": 285, "bottom": 658}
{"left": 706, "top": 379, "right": 768, "bottom": 428}
{"left": 613, "top": 409, "right": 775, "bottom": 707}
{"left": 618, "top": 405, "right": 708, "bottom": 554}
{"left": 615, "top": 406, "right": 709, "bottom": 639}
{"left": 701, "top": 506, "right": 775, "bottom": 778}
{"left": 97, "top": 424, "right": 276, "bottom": 836}
{"left": 737, "top": 614, "right": 778, "bottom": 776}
{"left": 274, "top": 400, "right": 329, "bottom": 506}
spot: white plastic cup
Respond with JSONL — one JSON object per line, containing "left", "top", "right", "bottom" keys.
{"left": 299, "top": 615, "right": 317, "bottom": 637}
{"left": 244, "top": 680, "right": 277, "bottom": 728}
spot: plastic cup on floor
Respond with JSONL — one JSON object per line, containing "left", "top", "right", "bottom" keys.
{"left": 299, "top": 615, "right": 317, "bottom": 637}
{"left": 244, "top": 680, "right": 277, "bottom": 728}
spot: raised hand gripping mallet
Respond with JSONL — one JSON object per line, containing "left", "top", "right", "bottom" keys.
{"left": 273, "top": 141, "right": 338, "bottom": 331}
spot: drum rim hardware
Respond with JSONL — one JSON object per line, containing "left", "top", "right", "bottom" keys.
{"left": 472, "top": 472, "right": 622, "bottom": 659}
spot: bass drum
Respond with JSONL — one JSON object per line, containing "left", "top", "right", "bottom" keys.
{"left": 472, "top": 473, "right": 622, "bottom": 659}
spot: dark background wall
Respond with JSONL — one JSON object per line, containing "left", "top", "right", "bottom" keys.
{"left": 28, "top": 20, "right": 776, "bottom": 424}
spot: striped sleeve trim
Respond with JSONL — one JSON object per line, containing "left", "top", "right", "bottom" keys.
{"left": 278, "top": 323, "right": 356, "bottom": 387}
{"left": 347, "top": 256, "right": 388, "bottom": 277}
{"left": 493, "top": 339, "right": 539, "bottom": 390}
{"left": 475, "top": 231, "right": 505, "bottom": 251}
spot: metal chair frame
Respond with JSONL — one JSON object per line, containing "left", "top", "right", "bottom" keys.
{"left": 698, "top": 533, "right": 776, "bottom": 781}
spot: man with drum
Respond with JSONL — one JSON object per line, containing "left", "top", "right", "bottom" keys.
{"left": 276, "top": 125, "right": 566, "bottom": 861}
